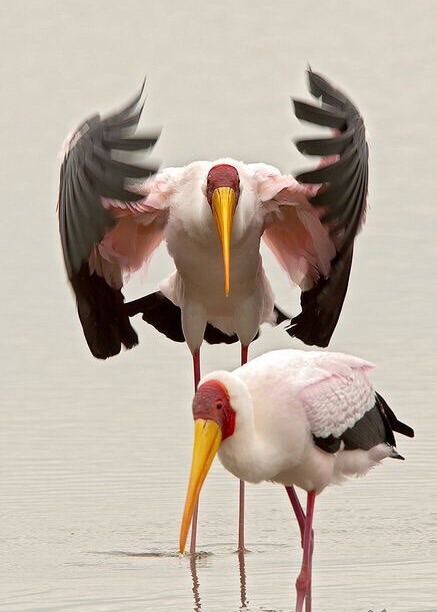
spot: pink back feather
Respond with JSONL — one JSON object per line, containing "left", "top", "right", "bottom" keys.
{"left": 298, "top": 352, "right": 376, "bottom": 438}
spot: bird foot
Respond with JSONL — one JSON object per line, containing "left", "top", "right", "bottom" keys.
{"left": 182, "top": 550, "right": 211, "bottom": 559}
{"left": 234, "top": 546, "right": 251, "bottom": 554}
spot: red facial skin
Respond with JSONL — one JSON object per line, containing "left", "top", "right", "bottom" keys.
{"left": 206, "top": 164, "right": 240, "bottom": 207}
{"left": 192, "top": 380, "right": 236, "bottom": 440}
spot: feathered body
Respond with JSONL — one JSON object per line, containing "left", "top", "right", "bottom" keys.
{"left": 57, "top": 70, "right": 370, "bottom": 358}
{"left": 160, "top": 160, "right": 284, "bottom": 348}
{"left": 179, "top": 348, "right": 414, "bottom": 610}
{"left": 199, "top": 349, "right": 414, "bottom": 493}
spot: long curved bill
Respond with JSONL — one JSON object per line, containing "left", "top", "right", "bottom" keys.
{"left": 179, "top": 419, "right": 222, "bottom": 554}
{"left": 212, "top": 187, "right": 237, "bottom": 297}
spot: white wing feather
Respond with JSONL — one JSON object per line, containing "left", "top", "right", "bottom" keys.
{"left": 298, "top": 353, "right": 376, "bottom": 438}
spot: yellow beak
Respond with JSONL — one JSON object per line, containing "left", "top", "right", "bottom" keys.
{"left": 211, "top": 187, "right": 237, "bottom": 297}
{"left": 179, "top": 419, "right": 222, "bottom": 554}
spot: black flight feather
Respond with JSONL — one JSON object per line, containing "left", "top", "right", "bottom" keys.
{"left": 288, "top": 69, "right": 369, "bottom": 347}
{"left": 57, "top": 83, "right": 159, "bottom": 359}
{"left": 313, "top": 392, "right": 414, "bottom": 454}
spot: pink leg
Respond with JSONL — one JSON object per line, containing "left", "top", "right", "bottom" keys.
{"left": 286, "top": 485, "right": 314, "bottom": 609}
{"left": 305, "top": 542, "right": 313, "bottom": 612}
{"left": 295, "top": 491, "right": 316, "bottom": 612}
{"left": 286, "top": 486, "right": 314, "bottom": 550}
{"left": 286, "top": 486, "right": 306, "bottom": 546}
{"left": 241, "top": 344, "right": 249, "bottom": 366}
{"left": 190, "top": 350, "right": 201, "bottom": 555}
{"left": 237, "top": 344, "right": 249, "bottom": 552}
{"left": 193, "top": 349, "right": 201, "bottom": 390}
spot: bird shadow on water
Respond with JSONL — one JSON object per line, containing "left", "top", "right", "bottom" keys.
{"left": 88, "top": 549, "right": 183, "bottom": 558}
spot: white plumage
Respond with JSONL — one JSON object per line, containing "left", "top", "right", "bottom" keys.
{"left": 98, "top": 159, "right": 332, "bottom": 351}
{"left": 202, "top": 349, "right": 392, "bottom": 492}
{"left": 179, "top": 348, "right": 414, "bottom": 612}
{"left": 58, "top": 70, "right": 370, "bottom": 363}
{"left": 156, "top": 160, "right": 281, "bottom": 348}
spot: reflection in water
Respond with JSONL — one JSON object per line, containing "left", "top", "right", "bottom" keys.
{"left": 189, "top": 550, "right": 249, "bottom": 611}
{"left": 3, "top": 6, "right": 436, "bottom": 610}
{"left": 238, "top": 550, "right": 248, "bottom": 609}
{"left": 190, "top": 555, "right": 202, "bottom": 612}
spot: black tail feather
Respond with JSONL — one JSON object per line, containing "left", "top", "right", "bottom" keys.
{"left": 125, "top": 291, "right": 288, "bottom": 345}
{"left": 125, "top": 292, "right": 185, "bottom": 342}
{"left": 376, "top": 392, "right": 415, "bottom": 443}
{"left": 72, "top": 263, "right": 138, "bottom": 359}
{"left": 125, "top": 291, "right": 238, "bottom": 345}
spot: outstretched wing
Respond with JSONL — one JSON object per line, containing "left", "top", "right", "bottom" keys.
{"left": 58, "top": 84, "right": 170, "bottom": 359}
{"left": 260, "top": 69, "right": 368, "bottom": 347}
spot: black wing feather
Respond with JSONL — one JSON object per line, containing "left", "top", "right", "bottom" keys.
{"left": 313, "top": 392, "right": 414, "bottom": 454}
{"left": 293, "top": 100, "right": 347, "bottom": 129}
{"left": 123, "top": 293, "right": 294, "bottom": 345}
{"left": 376, "top": 392, "right": 415, "bottom": 439}
{"left": 287, "top": 245, "right": 354, "bottom": 347}
{"left": 57, "top": 83, "right": 159, "bottom": 358}
{"left": 296, "top": 128, "right": 354, "bottom": 156}
{"left": 287, "top": 69, "right": 369, "bottom": 347}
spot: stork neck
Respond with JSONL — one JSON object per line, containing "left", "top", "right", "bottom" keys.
{"left": 220, "top": 413, "right": 278, "bottom": 483}
{"left": 210, "top": 375, "right": 277, "bottom": 483}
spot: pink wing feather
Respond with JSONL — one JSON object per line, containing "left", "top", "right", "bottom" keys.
{"left": 93, "top": 172, "right": 176, "bottom": 287}
{"left": 257, "top": 169, "right": 336, "bottom": 291}
{"left": 298, "top": 352, "right": 375, "bottom": 438}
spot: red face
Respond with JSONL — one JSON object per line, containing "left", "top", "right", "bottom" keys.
{"left": 206, "top": 164, "right": 240, "bottom": 206}
{"left": 193, "top": 380, "right": 236, "bottom": 440}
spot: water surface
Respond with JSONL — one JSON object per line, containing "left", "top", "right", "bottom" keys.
{"left": 1, "top": 2, "right": 436, "bottom": 611}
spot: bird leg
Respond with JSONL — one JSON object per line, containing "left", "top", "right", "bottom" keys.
{"left": 285, "top": 486, "right": 314, "bottom": 549}
{"left": 193, "top": 349, "right": 201, "bottom": 391}
{"left": 286, "top": 486, "right": 314, "bottom": 610}
{"left": 241, "top": 344, "right": 249, "bottom": 366}
{"left": 285, "top": 486, "right": 306, "bottom": 546}
{"left": 295, "top": 491, "right": 316, "bottom": 612}
{"left": 237, "top": 344, "right": 249, "bottom": 553}
{"left": 238, "top": 479, "right": 245, "bottom": 552}
{"left": 189, "top": 349, "right": 201, "bottom": 555}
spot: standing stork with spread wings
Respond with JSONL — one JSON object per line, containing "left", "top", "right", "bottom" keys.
{"left": 57, "top": 69, "right": 369, "bottom": 553}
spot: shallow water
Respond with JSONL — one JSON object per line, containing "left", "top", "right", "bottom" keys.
{"left": 1, "top": 1, "right": 436, "bottom": 611}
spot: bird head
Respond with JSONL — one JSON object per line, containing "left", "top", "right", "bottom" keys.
{"left": 206, "top": 164, "right": 240, "bottom": 297}
{"left": 179, "top": 378, "right": 236, "bottom": 553}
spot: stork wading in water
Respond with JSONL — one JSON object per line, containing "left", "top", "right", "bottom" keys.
{"left": 179, "top": 349, "right": 414, "bottom": 612}
{"left": 57, "top": 70, "right": 369, "bottom": 552}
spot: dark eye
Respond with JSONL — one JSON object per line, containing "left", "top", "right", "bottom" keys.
{"left": 216, "top": 401, "right": 223, "bottom": 410}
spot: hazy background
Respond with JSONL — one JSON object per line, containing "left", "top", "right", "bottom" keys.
{"left": 1, "top": 2, "right": 436, "bottom": 611}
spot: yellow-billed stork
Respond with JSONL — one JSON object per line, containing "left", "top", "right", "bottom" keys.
{"left": 57, "top": 69, "right": 369, "bottom": 552}
{"left": 178, "top": 349, "right": 414, "bottom": 611}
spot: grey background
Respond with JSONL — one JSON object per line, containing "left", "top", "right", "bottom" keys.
{"left": 1, "top": 2, "right": 436, "bottom": 611}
